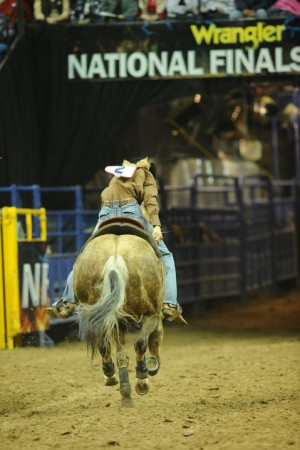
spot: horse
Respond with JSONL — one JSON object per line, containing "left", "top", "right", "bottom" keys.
{"left": 73, "top": 218, "right": 165, "bottom": 407}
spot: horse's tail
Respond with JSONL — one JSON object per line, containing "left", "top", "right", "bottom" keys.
{"left": 80, "top": 254, "right": 135, "bottom": 359}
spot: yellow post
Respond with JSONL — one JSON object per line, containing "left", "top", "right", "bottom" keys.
{"left": 17, "top": 208, "right": 47, "bottom": 242}
{"left": 40, "top": 208, "right": 47, "bottom": 241}
{"left": 0, "top": 218, "right": 6, "bottom": 349}
{"left": 0, "top": 207, "right": 48, "bottom": 349}
{"left": 25, "top": 212, "right": 32, "bottom": 240}
{"left": 1, "top": 207, "right": 21, "bottom": 349}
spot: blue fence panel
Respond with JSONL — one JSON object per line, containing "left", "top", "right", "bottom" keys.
{"left": 164, "top": 203, "right": 243, "bottom": 302}
{"left": 82, "top": 209, "right": 99, "bottom": 242}
{"left": 40, "top": 186, "right": 85, "bottom": 253}
{"left": 46, "top": 210, "right": 82, "bottom": 254}
{"left": 0, "top": 184, "right": 41, "bottom": 208}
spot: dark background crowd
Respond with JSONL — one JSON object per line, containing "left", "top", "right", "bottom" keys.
{"left": 3, "top": 0, "right": 300, "bottom": 25}
{"left": 0, "top": 0, "right": 299, "bottom": 63}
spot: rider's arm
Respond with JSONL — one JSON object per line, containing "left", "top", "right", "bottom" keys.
{"left": 141, "top": 170, "right": 161, "bottom": 228}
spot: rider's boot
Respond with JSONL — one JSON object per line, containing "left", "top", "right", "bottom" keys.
{"left": 163, "top": 303, "right": 188, "bottom": 325}
{"left": 46, "top": 299, "right": 77, "bottom": 319}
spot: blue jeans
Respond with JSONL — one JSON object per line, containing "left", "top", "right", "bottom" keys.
{"left": 62, "top": 201, "right": 178, "bottom": 306}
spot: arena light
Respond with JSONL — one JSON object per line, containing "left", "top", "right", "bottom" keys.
{"left": 194, "top": 93, "right": 202, "bottom": 103}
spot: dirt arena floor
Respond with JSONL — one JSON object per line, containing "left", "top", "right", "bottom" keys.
{"left": 0, "top": 290, "right": 299, "bottom": 450}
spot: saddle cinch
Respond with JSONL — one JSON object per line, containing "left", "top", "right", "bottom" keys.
{"left": 82, "top": 217, "right": 162, "bottom": 258}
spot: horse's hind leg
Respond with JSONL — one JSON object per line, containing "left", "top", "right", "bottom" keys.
{"left": 134, "top": 315, "right": 160, "bottom": 395}
{"left": 116, "top": 323, "right": 134, "bottom": 407}
{"left": 147, "top": 318, "right": 163, "bottom": 376}
{"left": 99, "top": 343, "right": 118, "bottom": 386}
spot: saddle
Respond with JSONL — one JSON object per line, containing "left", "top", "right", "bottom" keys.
{"left": 82, "top": 217, "right": 161, "bottom": 258}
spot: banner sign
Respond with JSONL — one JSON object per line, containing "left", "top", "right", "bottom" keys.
{"left": 18, "top": 242, "right": 50, "bottom": 333}
{"left": 66, "top": 18, "right": 300, "bottom": 81}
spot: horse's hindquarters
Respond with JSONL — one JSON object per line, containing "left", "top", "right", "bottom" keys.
{"left": 73, "top": 233, "right": 165, "bottom": 407}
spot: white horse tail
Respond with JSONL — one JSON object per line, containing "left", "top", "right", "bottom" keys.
{"left": 80, "top": 255, "right": 135, "bottom": 359}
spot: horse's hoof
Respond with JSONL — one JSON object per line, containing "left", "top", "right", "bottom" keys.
{"left": 104, "top": 375, "right": 119, "bottom": 386}
{"left": 146, "top": 357, "right": 160, "bottom": 376}
{"left": 135, "top": 379, "right": 149, "bottom": 395}
{"left": 121, "top": 397, "right": 134, "bottom": 408}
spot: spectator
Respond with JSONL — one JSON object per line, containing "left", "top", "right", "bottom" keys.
{"left": 268, "top": 0, "right": 300, "bottom": 17}
{"left": 0, "top": 41, "right": 7, "bottom": 62}
{"left": 0, "top": 7, "right": 15, "bottom": 63}
{"left": 69, "top": 0, "right": 103, "bottom": 23}
{"left": 99, "top": 0, "right": 138, "bottom": 22}
{"left": 0, "top": 0, "right": 33, "bottom": 22}
{"left": 166, "top": 0, "right": 199, "bottom": 20}
{"left": 33, "top": 0, "right": 70, "bottom": 24}
{"left": 229, "top": 0, "right": 273, "bottom": 19}
{"left": 0, "top": 0, "right": 32, "bottom": 62}
{"left": 139, "top": 0, "right": 166, "bottom": 21}
{"left": 202, "top": 0, "right": 236, "bottom": 19}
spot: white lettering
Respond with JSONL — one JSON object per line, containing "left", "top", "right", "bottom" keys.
{"left": 104, "top": 53, "right": 120, "bottom": 78}
{"left": 119, "top": 53, "right": 127, "bottom": 78}
{"left": 148, "top": 51, "right": 168, "bottom": 76}
{"left": 235, "top": 49, "right": 254, "bottom": 74}
{"left": 274, "top": 47, "right": 290, "bottom": 72}
{"left": 67, "top": 46, "right": 300, "bottom": 80}
{"left": 127, "top": 52, "right": 148, "bottom": 78}
{"left": 255, "top": 48, "right": 275, "bottom": 73}
{"left": 290, "top": 46, "right": 300, "bottom": 72}
{"left": 210, "top": 49, "right": 226, "bottom": 74}
{"left": 87, "top": 54, "right": 107, "bottom": 78}
{"left": 22, "top": 263, "right": 49, "bottom": 308}
{"left": 187, "top": 50, "right": 204, "bottom": 75}
{"left": 68, "top": 54, "right": 87, "bottom": 79}
{"left": 168, "top": 51, "right": 187, "bottom": 75}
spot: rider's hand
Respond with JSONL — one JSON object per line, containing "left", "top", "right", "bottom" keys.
{"left": 152, "top": 226, "right": 163, "bottom": 243}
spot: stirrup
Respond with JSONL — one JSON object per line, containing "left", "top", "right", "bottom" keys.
{"left": 163, "top": 304, "right": 188, "bottom": 325}
{"left": 45, "top": 300, "right": 76, "bottom": 319}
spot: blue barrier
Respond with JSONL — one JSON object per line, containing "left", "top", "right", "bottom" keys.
{"left": 40, "top": 186, "right": 85, "bottom": 253}
{"left": 163, "top": 175, "right": 299, "bottom": 303}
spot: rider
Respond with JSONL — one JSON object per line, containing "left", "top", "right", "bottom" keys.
{"left": 48, "top": 156, "right": 186, "bottom": 324}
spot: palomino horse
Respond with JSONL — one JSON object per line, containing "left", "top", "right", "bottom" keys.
{"left": 73, "top": 218, "right": 165, "bottom": 407}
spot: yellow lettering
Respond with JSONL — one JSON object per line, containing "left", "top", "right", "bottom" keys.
{"left": 213, "top": 28, "right": 221, "bottom": 44}
{"left": 244, "top": 27, "right": 258, "bottom": 48}
{"left": 232, "top": 28, "right": 245, "bottom": 45}
{"left": 190, "top": 23, "right": 286, "bottom": 47}
{"left": 190, "top": 24, "right": 215, "bottom": 45}
{"left": 276, "top": 25, "right": 285, "bottom": 41}
{"left": 219, "top": 28, "right": 233, "bottom": 45}
{"left": 257, "top": 22, "right": 264, "bottom": 42}
{"left": 263, "top": 25, "right": 277, "bottom": 42}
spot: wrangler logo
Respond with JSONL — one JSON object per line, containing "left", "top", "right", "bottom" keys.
{"left": 190, "top": 23, "right": 285, "bottom": 49}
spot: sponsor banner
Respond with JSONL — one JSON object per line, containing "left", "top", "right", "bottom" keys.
{"left": 66, "top": 18, "right": 300, "bottom": 81}
{"left": 18, "top": 242, "right": 50, "bottom": 333}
